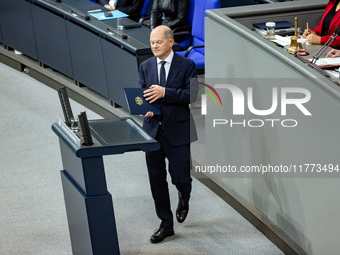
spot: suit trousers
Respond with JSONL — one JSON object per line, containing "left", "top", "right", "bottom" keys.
{"left": 146, "top": 127, "right": 192, "bottom": 229}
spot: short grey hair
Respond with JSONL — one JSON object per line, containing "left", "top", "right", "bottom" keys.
{"left": 163, "top": 26, "right": 174, "bottom": 39}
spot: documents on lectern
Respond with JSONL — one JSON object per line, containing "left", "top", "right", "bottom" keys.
{"left": 124, "top": 88, "right": 161, "bottom": 115}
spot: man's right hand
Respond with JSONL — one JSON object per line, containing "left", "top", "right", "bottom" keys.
{"left": 104, "top": 5, "right": 115, "bottom": 10}
{"left": 141, "top": 111, "right": 154, "bottom": 118}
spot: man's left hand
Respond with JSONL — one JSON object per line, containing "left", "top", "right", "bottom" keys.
{"left": 144, "top": 85, "right": 164, "bottom": 103}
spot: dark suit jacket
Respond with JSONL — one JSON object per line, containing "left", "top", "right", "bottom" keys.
{"left": 97, "top": 0, "right": 143, "bottom": 21}
{"left": 139, "top": 52, "right": 198, "bottom": 147}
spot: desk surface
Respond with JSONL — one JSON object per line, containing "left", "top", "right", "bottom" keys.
{"left": 219, "top": 0, "right": 326, "bottom": 18}
{"left": 52, "top": 118, "right": 159, "bottom": 158}
{"left": 206, "top": 3, "right": 340, "bottom": 99}
{"left": 37, "top": 0, "right": 152, "bottom": 54}
{"left": 263, "top": 35, "right": 339, "bottom": 81}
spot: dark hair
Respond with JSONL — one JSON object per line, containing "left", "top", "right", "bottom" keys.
{"left": 332, "top": 0, "right": 339, "bottom": 4}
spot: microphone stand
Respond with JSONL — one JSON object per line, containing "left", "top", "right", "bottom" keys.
{"left": 311, "top": 28, "right": 340, "bottom": 64}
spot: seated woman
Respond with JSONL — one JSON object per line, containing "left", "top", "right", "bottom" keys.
{"left": 150, "top": 0, "right": 189, "bottom": 30}
{"left": 97, "top": 0, "right": 144, "bottom": 21}
{"left": 302, "top": 0, "right": 340, "bottom": 48}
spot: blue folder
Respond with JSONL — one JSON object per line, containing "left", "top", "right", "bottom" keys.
{"left": 89, "top": 10, "right": 128, "bottom": 21}
{"left": 124, "top": 88, "right": 161, "bottom": 115}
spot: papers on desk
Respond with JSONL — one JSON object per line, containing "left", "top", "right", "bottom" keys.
{"left": 324, "top": 69, "right": 340, "bottom": 79}
{"left": 89, "top": 10, "right": 128, "bottom": 21}
{"left": 254, "top": 28, "right": 291, "bottom": 46}
{"left": 271, "top": 35, "right": 292, "bottom": 47}
{"left": 310, "top": 57, "right": 340, "bottom": 68}
{"left": 269, "top": 35, "right": 312, "bottom": 48}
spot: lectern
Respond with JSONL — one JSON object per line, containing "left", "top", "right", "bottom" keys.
{"left": 52, "top": 117, "right": 159, "bottom": 255}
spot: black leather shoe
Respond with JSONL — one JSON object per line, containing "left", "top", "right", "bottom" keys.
{"left": 176, "top": 201, "right": 189, "bottom": 223}
{"left": 150, "top": 227, "right": 174, "bottom": 243}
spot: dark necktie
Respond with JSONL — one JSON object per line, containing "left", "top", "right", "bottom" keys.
{"left": 160, "top": 61, "right": 166, "bottom": 87}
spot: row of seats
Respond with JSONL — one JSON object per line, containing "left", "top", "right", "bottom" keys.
{"left": 89, "top": 0, "right": 221, "bottom": 73}
{"left": 138, "top": 0, "right": 291, "bottom": 73}
{"left": 91, "top": 0, "right": 289, "bottom": 73}
{"left": 175, "top": 0, "right": 221, "bottom": 74}
{"left": 90, "top": 0, "right": 291, "bottom": 73}
{"left": 140, "top": 0, "right": 222, "bottom": 74}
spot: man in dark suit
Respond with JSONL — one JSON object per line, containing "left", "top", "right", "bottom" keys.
{"left": 139, "top": 25, "right": 198, "bottom": 243}
{"left": 96, "top": 0, "right": 143, "bottom": 21}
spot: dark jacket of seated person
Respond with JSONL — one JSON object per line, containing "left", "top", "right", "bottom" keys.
{"left": 150, "top": 0, "right": 189, "bottom": 30}
{"left": 97, "top": 0, "right": 144, "bottom": 21}
{"left": 303, "top": 0, "right": 340, "bottom": 48}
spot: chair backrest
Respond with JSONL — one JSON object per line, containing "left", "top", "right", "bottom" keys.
{"left": 178, "top": 0, "right": 195, "bottom": 48}
{"left": 187, "top": 0, "right": 195, "bottom": 27}
{"left": 191, "top": 0, "right": 221, "bottom": 54}
{"left": 140, "top": 0, "right": 152, "bottom": 17}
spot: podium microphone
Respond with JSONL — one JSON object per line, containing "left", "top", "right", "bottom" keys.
{"left": 311, "top": 27, "right": 340, "bottom": 64}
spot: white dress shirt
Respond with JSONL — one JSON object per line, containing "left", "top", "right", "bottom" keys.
{"left": 157, "top": 50, "right": 174, "bottom": 86}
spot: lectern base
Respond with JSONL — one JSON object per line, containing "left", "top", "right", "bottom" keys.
{"left": 52, "top": 118, "right": 159, "bottom": 255}
{"left": 61, "top": 170, "right": 120, "bottom": 255}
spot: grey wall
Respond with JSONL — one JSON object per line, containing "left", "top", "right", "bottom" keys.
{"left": 203, "top": 1, "right": 340, "bottom": 254}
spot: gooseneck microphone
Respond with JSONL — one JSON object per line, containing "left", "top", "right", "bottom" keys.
{"left": 311, "top": 27, "right": 340, "bottom": 64}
